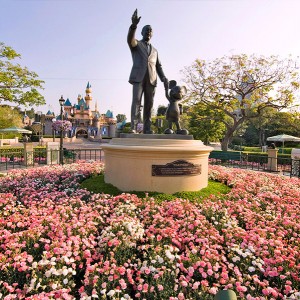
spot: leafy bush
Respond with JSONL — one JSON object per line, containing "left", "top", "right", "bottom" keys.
{"left": 242, "top": 147, "right": 262, "bottom": 152}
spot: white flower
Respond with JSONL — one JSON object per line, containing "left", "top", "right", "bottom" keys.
{"left": 232, "top": 256, "right": 240, "bottom": 262}
{"left": 248, "top": 266, "right": 255, "bottom": 272}
{"left": 157, "top": 256, "right": 164, "bottom": 264}
{"left": 51, "top": 283, "right": 58, "bottom": 289}
{"left": 62, "top": 268, "right": 68, "bottom": 276}
{"left": 63, "top": 278, "right": 68, "bottom": 284}
{"left": 107, "top": 290, "right": 115, "bottom": 297}
{"left": 165, "top": 250, "right": 175, "bottom": 261}
{"left": 45, "top": 270, "right": 52, "bottom": 278}
{"left": 149, "top": 266, "right": 156, "bottom": 272}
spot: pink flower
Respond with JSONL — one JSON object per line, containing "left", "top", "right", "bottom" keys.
{"left": 178, "top": 292, "right": 185, "bottom": 300}
{"left": 181, "top": 280, "right": 188, "bottom": 287}
{"left": 119, "top": 279, "right": 127, "bottom": 290}
{"left": 142, "top": 283, "right": 149, "bottom": 293}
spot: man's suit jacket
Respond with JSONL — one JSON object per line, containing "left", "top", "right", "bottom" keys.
{"left": 127, "top": 26, "right": 166, "bottom": 87}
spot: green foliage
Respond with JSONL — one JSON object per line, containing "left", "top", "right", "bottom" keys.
{"left": 183, "top": 54, "right": 300, "bottom": 150}
{"left": 265, "top": 111, "right": 300, "bottom": 137}
{"left": 81, "top": 174, "right": 121, "bottom": 195}
{"left": 151, "top": 116, "right": 167, "bottom": 134}
{"left": 0, "top": 42, "right": 45, "bottom": 106}
{"left": 157, "top": 105, "right": 167, "bottom": 116}
{"left": 116, "top": 114, "right": 126, "bottom": 123}
{"left": 0, "top": 146, "right": 46, "bottom": 159}
{"left": 242, "top": 147, "right": 262, "bottom": 152}
{"left": 0, "top": 146, "right": 23, "bottom": 156}
{"left": 80, "top": 174, "right": 231, "bottom": 204}
{"left": 277, "top": 148, "right": 293, "bottom": 154}
{"left": 0, "top": 106, "right": 23, "bottom": 134}
{"left": 242, "top": 146, "right": 300, "bottom": 155}
{"left": 187, "top": 102, "right": 225, "bottom": 144}
{"left": 244, "top": 152, "right": 291, "bottom": 165}
{"left": 243, "top": 110, "right": 300, "bottom": 147}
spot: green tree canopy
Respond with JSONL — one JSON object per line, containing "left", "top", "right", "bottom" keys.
{"left": 0, "top": 42, "right": 45, "bottom": 106}
{"left": 187, "top": 103, "right": 226, "bottom": 145}
{"left": 183, "top": 54, "right": 300, "bottom": 150}
{"left": 0, "top": 105, "right": 23, "bottom": 131}
{"left": 116, "top": 114, "right": 127, "bottom": 123}
{"left": 157, "top": 105, "right": 167, "bottom": 116}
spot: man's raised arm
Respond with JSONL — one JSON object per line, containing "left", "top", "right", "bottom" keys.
{"left": 127, "top": 9, "right": 140, "bottom": 48}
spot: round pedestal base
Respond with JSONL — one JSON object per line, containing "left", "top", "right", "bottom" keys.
{"left": 101, "top": 138, "right": 213, "bottom": 194}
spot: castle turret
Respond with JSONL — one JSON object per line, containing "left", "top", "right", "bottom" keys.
{"left": 64, "top": 98, "right": 73, "bottom": 116}
{"left": 95, "top": 100, "right": 99, "bottom": 113}
{"left": 85, "top": 82, "right": 92, "bottom": 108}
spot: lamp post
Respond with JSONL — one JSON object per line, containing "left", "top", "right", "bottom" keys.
{"left": 52, "top": 118, "right": 56, "bottom": 142}
{"left": 59, "top": 96, "right": 65, "bottom": 165}
{"left": 239, "top": 134, "right": 243, "bottom": 151}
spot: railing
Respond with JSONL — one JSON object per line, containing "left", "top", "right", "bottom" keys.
{"left": 0, "top": 148, "right": 104, "bottom": 172}
{"left": 209, "top": 152, "right": 300, "bottom": 177}
{"left": 1, "top": 148, "right": 300, "bottom": 178}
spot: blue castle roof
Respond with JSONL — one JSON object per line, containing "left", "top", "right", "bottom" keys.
{"left": 75, "top": 98, "right": 89, "bottom": 110}
{"left": 105, "top": 110, "right": 113, "bottom": 118}
{"left": 64, "top": 98, "right": 72, "bottom": 106}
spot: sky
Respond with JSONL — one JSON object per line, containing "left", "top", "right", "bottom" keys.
{"left": 2, "top": 0, "right": 300, "bottom": 120}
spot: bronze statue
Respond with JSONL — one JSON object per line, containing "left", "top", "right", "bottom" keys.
{"left": 164, "top": 80, "right": 189, "bottom": 135}
{"left": 127, "top": 9, "right": 168, "bottom": 134}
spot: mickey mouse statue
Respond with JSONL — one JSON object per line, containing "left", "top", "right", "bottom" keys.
{"left": 164, "top": 80, "right": 189, "bottom": 135}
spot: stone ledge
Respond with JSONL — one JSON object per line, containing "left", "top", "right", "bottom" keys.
{"left": 120, "top": 133, "right": 194, "bottom": 140}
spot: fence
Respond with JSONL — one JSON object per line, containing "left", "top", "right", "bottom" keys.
{"left": 0, "top": 148, "right": 104, "bottom": 172}
{"left": 2, "top": 148, "right": 300, "bottom": 178}
{"left": 209, "top": 152, "right": 300, "bottom": 178}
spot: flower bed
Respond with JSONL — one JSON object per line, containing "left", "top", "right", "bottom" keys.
{"left": 0, "top": 163, "right": 299, "bottom": 299}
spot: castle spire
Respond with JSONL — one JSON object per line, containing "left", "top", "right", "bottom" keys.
{"left": 85, "top": 82, "right": 92, "bottom": 108}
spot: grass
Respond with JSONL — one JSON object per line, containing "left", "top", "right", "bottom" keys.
{"left": 80, "top": 174, "right": 231, "bottom": 203}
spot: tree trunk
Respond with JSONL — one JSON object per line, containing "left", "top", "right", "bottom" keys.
{"left": 221, "top": 136, "right": 230, "bottom": 151}
{"left": 221, "top": 127, "right": 237, "bottom": 151}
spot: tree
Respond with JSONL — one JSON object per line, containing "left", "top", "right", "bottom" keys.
{"left": 157, "top": 105, "right": 167, "bottom": 116}
{"left": 52, "top": 120, "right": 72, "bottom": 132}
{"left": 116, "top": 114, "right": 127, "bottom": 123}
{"left": 263, "top": 110, "right": 300, "bottom": 138}
{"left": 187, "top": 103, "right": 226, "bottom": 144}
{"left": 183, "top": 54, "right": 300, "bottom": 151}
{"left": 0, "top": 42, "right": 45, "bottom": 106}
{"left": 0, "top": 105, "right": 23, "bottom": 132}
{"left": 242, "top": 109, "right": 300, "bottom": 147}
{"left": 243, "top": 107, "right": 277, "bottom": 146}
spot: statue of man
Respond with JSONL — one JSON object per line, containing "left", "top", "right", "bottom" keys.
{"left": 127, "top": 9, "right": 168, "bottom": 134}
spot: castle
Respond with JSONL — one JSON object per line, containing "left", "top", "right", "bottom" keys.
{"left": 43, "top": 82, "right": 116, "bottom": 138}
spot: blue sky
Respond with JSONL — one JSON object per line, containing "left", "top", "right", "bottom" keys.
{"left": 2, "top": 0, "right": 300, "bottom": 120}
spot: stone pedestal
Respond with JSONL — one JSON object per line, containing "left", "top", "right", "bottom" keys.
{"left": 46, "top": 142, "right": 59, "bottom": 165}
{"left": 267, "top": 148, "right": 278, "bottom": 171}
{"left": 101, "top": 136, "right": 213, "bottom": 194}
{"left": 23, "top": 142, "right": 34, "bottom": 166}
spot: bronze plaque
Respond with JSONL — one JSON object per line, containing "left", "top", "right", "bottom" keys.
{"left": 152, "top": 160, "right": 201, "bottom": 176}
